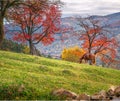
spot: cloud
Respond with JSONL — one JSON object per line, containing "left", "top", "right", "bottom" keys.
{"left": 61, "top": 0, "right": 120, "bottom": 17}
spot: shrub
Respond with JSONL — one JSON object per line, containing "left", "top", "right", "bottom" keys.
{"left": 22, "top": 46, "right": 30, "bottom": 54}
{"left": 61, "top": 46, "right": 85, "bottom": 63}
{"left": 0, "top": 39, "right": 30, "bottom": 54}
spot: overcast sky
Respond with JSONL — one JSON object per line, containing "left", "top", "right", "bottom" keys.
{"left": 61, "top": 0, "right": 120, "bottom": 17}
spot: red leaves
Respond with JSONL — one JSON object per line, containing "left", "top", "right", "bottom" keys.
{"left": 24, "top": 34, "right": 31, "bottom": 40}
{"left": 13, "top": 33, "right": 26, "bottom": 42}
{"left": 77, "top": 17, "right": 119, "bottom": 64}
{"left": 10, "top": 0, "right": 61, "bottom": 46}
{"left": 13, "top": 33, "right": 31, "bottom": 42}
{"left": 42, "top": 35, "right": 55, "bottom": 46}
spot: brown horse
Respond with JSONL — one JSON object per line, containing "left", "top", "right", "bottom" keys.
{"left": 79, "top": 53, "right": 95, "bottom": 65}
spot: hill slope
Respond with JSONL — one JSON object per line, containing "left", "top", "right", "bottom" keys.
{"left": 0, "top": 51, "right": 120, "bottom": 100}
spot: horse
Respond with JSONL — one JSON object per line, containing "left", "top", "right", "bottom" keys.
{"left": 79, "top": 53, "right": 95, "bottom": 65}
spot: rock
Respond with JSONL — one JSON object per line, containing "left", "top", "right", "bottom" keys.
{"left": 90, "top": 90, "right": 107, "bottom": 100}
{"left": 91, "top": 91, "right": 107, "bottom": 100}
{"left": 99, "top": 90, "right": 107, "bottom": 99}
{"left": 114, "top": 86, "right": 120, "bottom": 97}
{"left": 107, "top": 90, "right": 114, "bottom": 99}
{"left": 106, "top": 86, "right": 116, "bottom": 100}
{"left": 76, "top": 93, "right": 90, "bottom": 100}
{"left": 51, "top": 86, "right": 120, "bottom": 100}
{"left": 106, "top": 89, "right": 114, "bottom": 100}
{"left": 110, "top": 85, "right": 116, "bottom": 91}
{"left": 51, "top": 88, "right": 78, "bottom": 99}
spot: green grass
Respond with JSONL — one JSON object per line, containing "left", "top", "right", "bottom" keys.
{"left": 0, "top": 50, "right": 120, "bottom": 100}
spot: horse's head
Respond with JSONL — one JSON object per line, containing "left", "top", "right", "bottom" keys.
{"left": 79, "top": 53, "right": 96, "bottom": 65}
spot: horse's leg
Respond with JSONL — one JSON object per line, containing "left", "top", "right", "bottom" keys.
{"left": 79, "top": 58, "right": 82, "bottom": 63}
{"left": 79, "top": 59, "right": 82, "bottom": 63}
{"left": 85, "top": 59, "right": 87, "bottom": 63}
{"left": 89, "top": 59, "right": 92, "bottom": 65}
{"left": 92, "top": 57, "right": 95, "bottom": 64}
{"left": 90, "top": 55, "right": 95, "bottom": 65}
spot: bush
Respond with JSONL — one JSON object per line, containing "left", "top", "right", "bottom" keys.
{"left": 61, "top": 46, "right": 85, "bottom": 63}
{"left": 0, "top": 39, "right": 30, "bottom": 54}
{"left": 22, "top": 46, "right": 30, "bottom": 54}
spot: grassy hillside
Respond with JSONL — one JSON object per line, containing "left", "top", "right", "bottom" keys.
{"left": 0, "top": 50, "right": 120, "bottom": 100}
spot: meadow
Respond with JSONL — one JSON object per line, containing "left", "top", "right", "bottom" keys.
{"left": 0, "top": 50, "right": 120, "bottom": 100}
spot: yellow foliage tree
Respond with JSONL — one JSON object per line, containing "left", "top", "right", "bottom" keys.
{"left": 61, "top": 46, "right": 86, "bottom": 63}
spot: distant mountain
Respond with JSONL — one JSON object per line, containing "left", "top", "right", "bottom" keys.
{"left": 36, "top": 12, "right": 120, "bottom": 57}
{"left": 105, "top": 12, "right": 120, "bottom": 19}
{"left": 62, "top": 12, "right": 120, "bottom": 29}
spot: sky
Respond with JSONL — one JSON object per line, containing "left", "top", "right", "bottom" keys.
{"left": 61, "top": 0, "right": 120, "bottom": 17}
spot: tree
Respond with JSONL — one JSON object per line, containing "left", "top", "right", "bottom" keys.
{"left": 0, "top": 0, "right": 24, "bottom": 45}
{"left": 76, "top": 17, "right": 118, "bottom": 65}
{"left": 0, "top": 0, "right": 60, "bottom": 46}
{"left": 8, "top": 0, "right": 61, "bottom": 55}
{"left": 61, "top": 46, "right": 85, "bottom": 63}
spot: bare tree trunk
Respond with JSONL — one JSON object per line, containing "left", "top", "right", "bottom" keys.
{"left": 29, "top": 40, "right": 40, "bottom": 56}
{"left": 29, "top": 40, "right": 34, "bottom": 55}
{"left": 0, "top": 17, "right": 4, "bottom": 46}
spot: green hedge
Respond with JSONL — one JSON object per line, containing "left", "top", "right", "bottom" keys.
{"left": 0, "top": 39, "right": 30, "bottom": 54}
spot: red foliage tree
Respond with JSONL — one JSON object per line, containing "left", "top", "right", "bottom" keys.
{"left": 76, "top": 17, "right": 119, "bottom": 65}
{"left": 9, "top": 0, "right": 61, "bottom": 55}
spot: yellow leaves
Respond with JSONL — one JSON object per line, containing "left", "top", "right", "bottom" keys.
{"left": 61, "top": 46, "right": 86, "bottom": 63}
{"left": 23, "top": 46, "right": 30, "bottom": 54}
